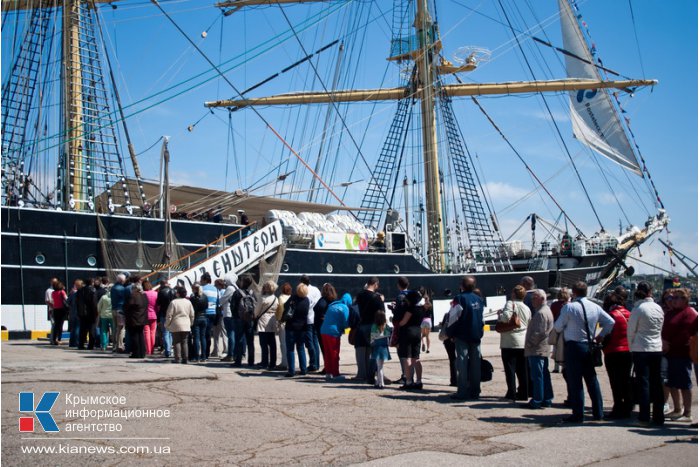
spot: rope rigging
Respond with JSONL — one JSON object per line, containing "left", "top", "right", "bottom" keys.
{"left": 497, "top": 0, "right": 604, "bottom": 231}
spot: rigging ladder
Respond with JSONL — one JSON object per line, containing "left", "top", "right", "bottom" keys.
{"left": 438, "top": 87, "right": 511, "bottom": 272}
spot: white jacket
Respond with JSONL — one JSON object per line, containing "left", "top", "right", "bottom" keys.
{"left": 255, "top": 294, "right": 279, "bottom": 333}
{"left": 627, "top": 298, "right": 664, "bottom": 352}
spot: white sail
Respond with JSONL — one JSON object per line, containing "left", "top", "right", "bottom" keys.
{"left": 559, "top": 0, "right": 642, "bottom": 176}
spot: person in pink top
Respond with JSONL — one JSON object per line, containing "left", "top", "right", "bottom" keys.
{"left": 662, "top": 288, "right": 698, "bottom": 423}
{"left": 142, "top": 280, "right": 158, "bottom": 355}
{"left": 602, "top": 287, "right": 633, "bottom": 419}
{"left": 51, "top": 281, "right": 68, "bottom": 345}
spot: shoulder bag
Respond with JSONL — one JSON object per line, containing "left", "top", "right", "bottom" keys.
{"left": 495, "top": 302, "right": 521, "bottom": 333}
{"left": 581, "top": 300, "right": 604, "bottom": 367}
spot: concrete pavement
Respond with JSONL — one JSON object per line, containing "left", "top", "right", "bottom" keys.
{"left": 1, "top": 332, "right": 697, "bottom": 466}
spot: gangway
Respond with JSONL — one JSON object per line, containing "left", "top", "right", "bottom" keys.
{"left": 142, "top": 220, "right": 284, "bottom": 291}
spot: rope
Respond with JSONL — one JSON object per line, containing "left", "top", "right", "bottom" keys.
{"left": 497, "top": 0, "right": 604, "bottom": 231}
{"left": 471, "top": 96, "right": 582, "bottom": 235}
{"left": 151, "top": 0, "right": 349, "bottom": 209}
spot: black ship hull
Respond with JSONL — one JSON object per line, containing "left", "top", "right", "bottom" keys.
{"left": 1, "top": 206, "right": 617, "bottom": 329}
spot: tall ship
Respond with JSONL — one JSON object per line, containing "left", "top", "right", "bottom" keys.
{"left": 2, "top": 0, "right": 676, "bottom": 330}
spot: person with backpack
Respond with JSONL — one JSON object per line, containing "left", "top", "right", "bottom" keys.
{"left": 231, "top": 274, "right": 257, "bottom": 367}
{"left": 190, "top": 282, "right": 209, "bottom": 363}
{"left": 396, "top": 287, "right": 424, "bottom": 390}
{"left": 284, "top": 283, "right": 311, "bottom": 377}
{"left": 355, "top": 277, "right": 385, "bottom": 383}
{"left": 255, "top": 280, "right": 279, "bottom": 370}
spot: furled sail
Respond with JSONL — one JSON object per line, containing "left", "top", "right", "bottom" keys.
{"left": 559, "top": 0, "right": 642, "bottom": 176}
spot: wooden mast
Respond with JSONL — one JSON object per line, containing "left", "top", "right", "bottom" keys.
{"left": 414, "top": 0, "right": 444, "bottom": 271}
{"left": 63, "top": 0, "right": 84, "bottom": 210}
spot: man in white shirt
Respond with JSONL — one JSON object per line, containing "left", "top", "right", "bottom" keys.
{"left": 627, "top": 281, "right": 665, "bottom": 426}
{"left": 553, "top": 281, "right": 614, "bottom": 423}
{"left": 300, "top": 275, "right": 321, "bottom": 372}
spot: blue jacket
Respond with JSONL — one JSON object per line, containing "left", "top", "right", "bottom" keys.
{"left": 320, "top": 293, "right": 351, "bottom": 338}
{"left": 110, "top": 283, "right": 127, "bottom": 311}
{"left": 450, "top": 291, "right": 485, "bottom": 343}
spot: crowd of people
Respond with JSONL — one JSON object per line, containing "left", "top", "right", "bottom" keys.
{"left": 44, "top": 272, "right": 697, "bottom": 426}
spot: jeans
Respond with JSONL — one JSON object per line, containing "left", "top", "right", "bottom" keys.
{"left": 193, "top": 316, "right": 209, "bottom": 360}
{"left": 233, "top": 319, "right": 254, "bottom": 365}
{"left": 501, "top": 347, "right": 529, "bottom": 399}
{"left": 205, "top": 315, "right": 216, "bottom": 357}
{"left": 159, "top": 316, "right": 172, "bottom": 357}
{"left": 286, "top": 328, "right": 307, "bottom": 375}
{"left": 632, "top": 351, "right": 664, "bottom": 424}
{"left": 443, "top": 338, "right": 457, "bottom": 385}
{"left": 564, "top": 341, "right": 603, "bottom": 420}
{"left": 304, "top": 324, "right": 319, "bottom": 369}
{"left": 527, "top": 356, "right": 553, "bottom": 407}
{"left": 69, "top": 313, "right": 80, "bottom": 347}
{"left": 224, "top": 317, "right": 236, "bottom": 358}
{"left": 99, "top": 317, "right": 113, "bottom": 350}
{"left": 259, "top": 332, "right": 277, "bottom": 368}
{"left": 455, "top": 339, "right": 481, "bottom": 398}
{"left": 605, "top": 351, "right": 634, "bottom": 417}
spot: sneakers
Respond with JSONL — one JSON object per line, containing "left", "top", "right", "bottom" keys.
{"left": 221, "top": 356, "right": 234, "bottom": 362}
{"left": 672, "top": 415, "right": 693, "bottom": 423}
{"left": 325, "top": 374, "right": 332, "bottom": 382}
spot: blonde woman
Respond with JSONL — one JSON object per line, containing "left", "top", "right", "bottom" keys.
{"left": 256, "top": 280, "right": 279, "bottom": 370}
{"left": 284, "top": 283, "right": 310, "bottom": 377}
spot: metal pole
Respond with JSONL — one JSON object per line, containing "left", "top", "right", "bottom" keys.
{"left": 18, "top": 230, "right": 27, "bottom": 330}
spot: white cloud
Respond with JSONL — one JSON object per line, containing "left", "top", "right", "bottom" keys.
{"left": 482, "top": 182, "right": 529, "bottom": 202}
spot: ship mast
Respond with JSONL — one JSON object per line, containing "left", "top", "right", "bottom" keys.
{"left": 63, "top": 0, "right": 86, "bottom": 210}
{"left": 204, "top": 0, "right": 657, "bottom": 273}
{"left": 414, "top": 0, "right": 444, "bottom": 270}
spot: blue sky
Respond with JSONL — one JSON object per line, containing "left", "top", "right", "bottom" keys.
{"left": 2, "top": 0, "right": 697, "bottom": 275}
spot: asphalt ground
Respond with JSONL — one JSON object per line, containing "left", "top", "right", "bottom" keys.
{"left": 1, "top": 331, "right": 697, "bottom": 466}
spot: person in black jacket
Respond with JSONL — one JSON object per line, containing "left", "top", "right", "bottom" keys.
{"left": 124, "top": 278, "right": 148, "bottom": 359}
{"left": 77, "top": 279, "right": 98, "bottom": 350}
{"left": 284, "top": 283, "right": 310, "bottom": 377}
{"left": 156, "top": 280, "right": 175, "bottom": 357}
{"left": 355, "top": 277, "right": 385, "bottom": 383}
{"left": 190, "top": 282, "right": 209, "bottom": 362}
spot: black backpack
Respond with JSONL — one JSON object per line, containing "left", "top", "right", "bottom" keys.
{"left": 281, "top": 297, "right": 296, "bottom": 323}
{"left": 237, "top": 289, "right": 257, "bottom": 322}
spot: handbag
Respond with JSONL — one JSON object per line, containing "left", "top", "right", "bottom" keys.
{"left": 495, "top": 302, "right": 520, "bottom": 333}
{"left": 581, "top": 300, "right": 604, "bottom": 367}
{"left": 280, "top": 298, "right": 295, "bottom": 323}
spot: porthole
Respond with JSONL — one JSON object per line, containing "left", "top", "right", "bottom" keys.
{"left": 34, "top": 253, "right": 46, "bottom": 265}
{"left": 393, "top": 264, "right": 400, "bottom": 274}
{"left": 325, "top": 262, "right": 333, "bottom": 273}
{"left": 87, "top": 255, "right": 97, "bottom": 267}
{"left": 356, "top": 264, "right": 363, "bottom": 274}
{"left": 281, "top": 263, "right": 290, "bottom": 273}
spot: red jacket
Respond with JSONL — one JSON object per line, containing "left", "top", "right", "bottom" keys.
{"left": 662, "top": 306, "right": 699, "bottom": 358}
{"left": 603, "top": 305, "right": 630, "bottom": 354}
